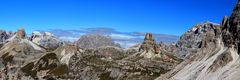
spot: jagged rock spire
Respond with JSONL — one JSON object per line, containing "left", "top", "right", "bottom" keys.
{"left": 139, "top": 33, "right": 161, "bottom": 54}
{"left": 17, "top": 28, "right": 26, "bottom": 39}
{"left": 221, "top": 16, "right": 230, "bottom": 31}
{"left": 222, "top": 0, "right": 240, "bottom": 53}
{"left": 229, "top": 0, "right": 240, "bottom": 33}
{"left": 144, "top": 33, "right": 154, "bottom": 41}
{"left": 230, "top": 0, "right": 240, "bottom": 38}
{"left": 230, "top": 0, "right": 240, "bottom": 17}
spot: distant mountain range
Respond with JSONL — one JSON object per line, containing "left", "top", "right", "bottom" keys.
{"left": 1, "top": 0, "right": 239, "bottom": 80}
{"left": 38, "top": 27, "right": 179, "bottom": 48}
{"left": 0, "top": 27, "right": 181, "bottom": 80}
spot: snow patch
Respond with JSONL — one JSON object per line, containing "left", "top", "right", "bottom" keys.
{"left": 22, "top": 39, "right": 43, "bottom": 51}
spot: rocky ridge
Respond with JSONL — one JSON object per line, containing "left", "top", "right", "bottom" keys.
{"left": 156, "top": 0, "right": 240, "bottom": 80}
{"left": 30, "top": 31, "right": 62, "bottom": 51}
{"left": 0, "top": 30, "right": 12, "bottom": 48}
{"left": 0, "top": 28, "right": 181, "bottom": 80}
{"left": 0, "top": 29, "right": 46, "bottom": 79}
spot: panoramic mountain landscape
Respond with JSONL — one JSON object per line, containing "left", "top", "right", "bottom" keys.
{"left": 0, "top": 0, "right": 239, "bottom": 80}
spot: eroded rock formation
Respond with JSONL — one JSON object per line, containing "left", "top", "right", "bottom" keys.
{"left": 222, "top": 0, "right": 240, "bottom": 54}
{"left": 76, "top": 34, "right": 120, "bottom": 49}
{"left": 139, "top": 33, "right": 161, "bottom": 54}
{"left": 30, "top": 31, "right": 62, "bottom": 51}
{"left": 156, "top": 1, "right": 240, "bottom": 80}
{"left": 0, "top": 30, "right": 11, "bottom": 48}
{"left": 17, "top": 28, "right": 26, "bottom": 39}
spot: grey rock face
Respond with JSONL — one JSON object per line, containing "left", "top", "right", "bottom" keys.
{"left": 0, "top": 39, "right": 45, "bottom": 80}
{"left": 17, "top": 28, "right": 26, "bottom": 39}
{"left": 66, "top": 45, "right": 181, "bottom": 80}
{"left": 176, "top": 22, "right": 220, "bottom": 59}
{"left": 0, "top": 30, "right": 10, "bottom": 42}
{"left": 0, "top": 30, "right": 11, "bottom": 48}
{"left": 76, "top": 34, "right": 120, "bottom": 49}
{"left": 222, "top": 1, "right": 240, "bottom": 54}
{"left": 30, "top": 31, "right": 62, "bottom": 51}
{"left": 139, "top": 33, "right": 161, "bottom": 54}
{"left": 155, "top": 1, "right": 240, "bottom": 80}
{"left": 0, "top": 31, "right": 182, "bottom": 80}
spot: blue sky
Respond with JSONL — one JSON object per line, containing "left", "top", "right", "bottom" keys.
{"left": 0, "top": 0, "right": 237, "bottom": 36}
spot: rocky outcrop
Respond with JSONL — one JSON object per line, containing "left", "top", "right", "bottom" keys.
{"left": 0, "top": 30, "right": 10, "bottom": 42}
{"left": 139, "top": 33, "right": 161, "bottom": 54}
{"left": 156, "top": 22, "right": 227, "bottom": 80}
{"left": 222, "top": 1, "right": 240, "bottom": 54}
{"left": 138, "top": 33, "right": 163, "bottom": 58}
{"left": 54, "top": 44, "right": 82, "bottom": 66}
{"left": 67, "top": 46, "right": 124, "bottom": 80}
{"left": 20, "top": 44, "right": 81, "bottom": 79}
{"left": 0, "top": 37, "right": 45, "bottom": 79}
{"left": 30, "top": 31, "right": 62, "bottom": 51}
{"left": 0, "top": 30, "right": 11, "bottom": 48}
{"left": 156, "top": 1, "right": 240, "bottom": 80}
{"left": 176, "top": 22, "right": 220, "bottom": 59}
{"left": 17, "top": 28, "right": 26, "bottom": 39}
{"left": 208, "top": 49, "right": 233, "bottom": 72}
{"left": 67, "top": 45, "right": 181, "bottom": 80}
{"left": 76, "top": 34, "right": 120, "bottom": 49}
{"left": 20, "top": 52, "right": 69, "bottom": 80}
{"left": 0, "top": 29, "right": 182, "bottom": 80}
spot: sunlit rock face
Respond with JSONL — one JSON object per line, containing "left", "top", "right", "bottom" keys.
{"left": 0, "top": 31, "right": 46, "bottom": 80}
{"left": 175, "top": 22, "right": 221, "bottom": 59}
{"left": 156, "top": 1, "right": 240, "bottom": 80}
{"left": 0, "top": 29, "right": 182, "bottom": 79}
{"left": 17, "top": 28, "right": 26, "bottom": 39}
{"left": 0, "top": 30, "right": 10, "bottom": 42}
{"left": 222, "top": 0, "right": 240, "bottom": 54}
{"left": 30, "top": 31, "right": 62, "bottom": 51}
{"left": 138, "top": 33, "right": 162, "bottom": 58}
{"left": 140, "top": 33, "right": 161, "bottom": 54}
{"left": 0, "top": 30, "right": 12, "bottom": 48}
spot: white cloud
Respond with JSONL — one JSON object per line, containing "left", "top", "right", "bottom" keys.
{"left": 109, "top": 34, "right": 136, "bottom": 40}
{"left": 114, "top": 41, "right": 139, "bottom": 48}
{"left": 59, "top": 36, "right": 79, "bottom": 42}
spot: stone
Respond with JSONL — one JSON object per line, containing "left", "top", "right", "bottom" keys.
{"left": 30, "top": 31, "right": 61, "bottom": 51}
{"left": 0, "top": 30, "right": 11, "bottom": 48}
{"left": 221, "top": 16, "right": 230, "bottom": 31}
{"left": 76, "top": 34, "right": 120, "bottom": 49}
{"left": 139, "top": 33, "right": 161, "bottom": 54}
{"left": 144, "top": 33, "right": 154, "bottom": 41}
{"left": 221, "top": 0, "right": 240, "bottom": 54}
{"left": 17, "top": 28, "right": 26, "bottom": 39}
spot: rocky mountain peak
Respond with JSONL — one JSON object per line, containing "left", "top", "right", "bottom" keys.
{"left": 230, "top": 0, "right": 240, "bottom": 24}
{"left": 30, "top": 31, "right": 61, "bottom": 51}
{"left": 221, "top": 16, "right": 230, "bottom": 31}
{"left": 76, "top": 34, "right": 120, "bottom": 49}
{"left": 17, "top": 28, "right": 26, "bottom": 39}
{"left": 156, "top": 1, "right": 240, "bottom": 79}
{"left": 0, "top": 30, "right": 12, "bottom": 48}
{"left": 139, "top": 33, "right": 160, "bottom": 54}
{"left": 222, "top": 0, "right": 240, "bottom": 54}
{"left": 144, "top": 33, "right": 154, "bottom": 41}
